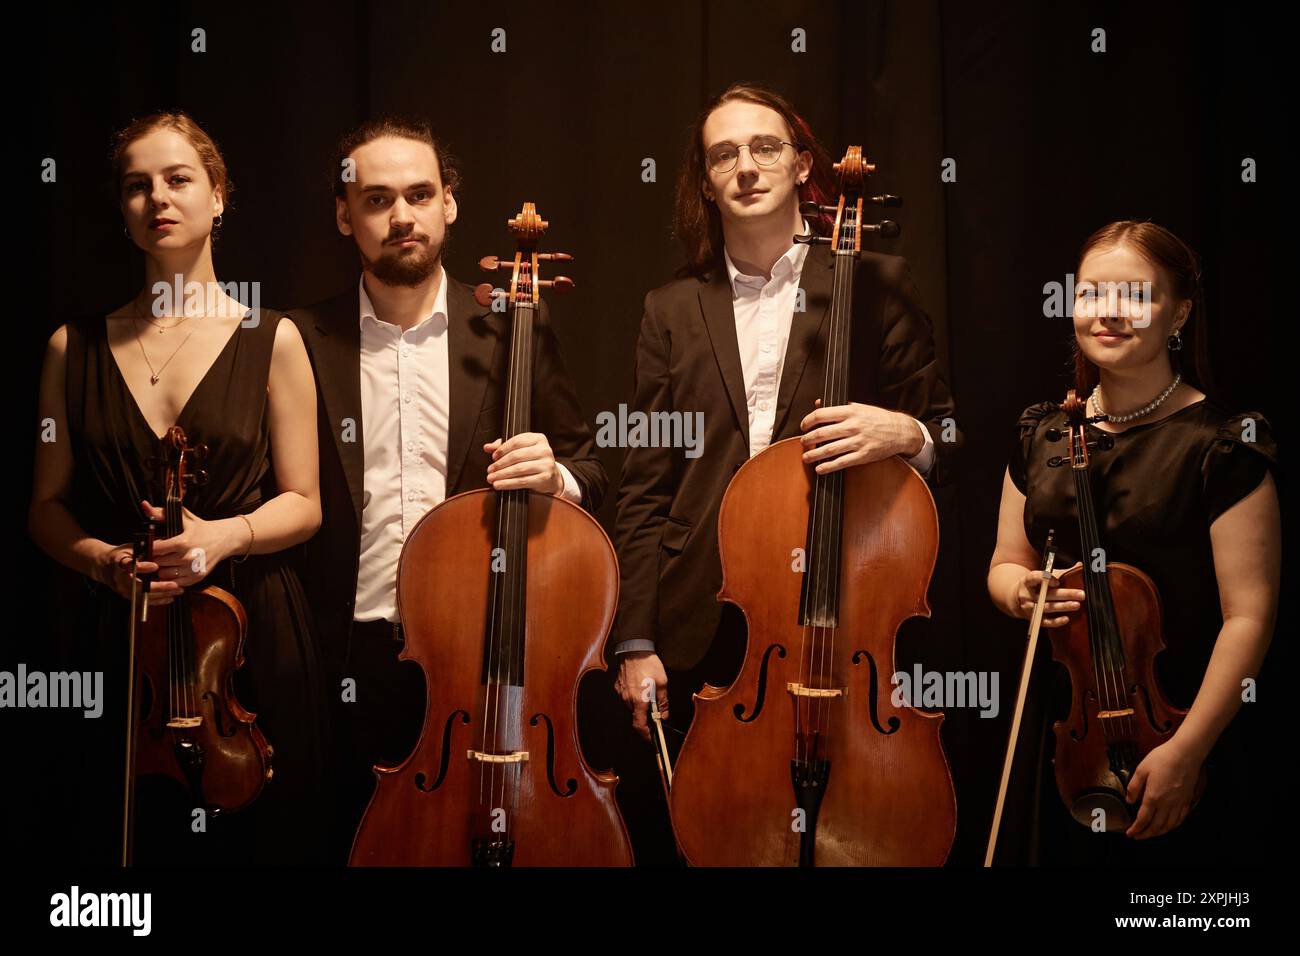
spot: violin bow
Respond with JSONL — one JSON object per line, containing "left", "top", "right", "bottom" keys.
{"left": 984, "top": 529, "right": 1057, "bottom": 867}
{"left": 121, "top": 520, "right": 155, "bottom": 867}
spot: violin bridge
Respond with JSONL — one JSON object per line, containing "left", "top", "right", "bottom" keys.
{"left": 786, "top": 683, "right": 845, "bottom": 699}
{"left": 467, "top": 750, "right": 529, "bottom": 764}
{"left": 165, "top": 717, "right": 203, "bottom": 729}
{"left": 1096, "top": 708, "right": 1135, "bottom": 719}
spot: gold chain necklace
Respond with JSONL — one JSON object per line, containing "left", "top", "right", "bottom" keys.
{"left": 131, "top": 299, "right": 200, "bottom": 385}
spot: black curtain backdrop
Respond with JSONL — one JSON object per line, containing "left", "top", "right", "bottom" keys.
{"left": 17, "top": 1, "right": 1284, "bottom": 867}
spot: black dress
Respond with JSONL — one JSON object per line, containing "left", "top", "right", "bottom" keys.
{"left": 60, "top": 310, "right": 328, "bottom": 865}
{"left": 999, "top": 398, "right": 1277, "bottom": 866}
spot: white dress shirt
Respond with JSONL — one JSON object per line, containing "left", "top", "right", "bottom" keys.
{"left": 723, "top": 222, "right": 935, "bottom": 470}
{"left": 354, "top": 269, "right": 581, "bottom": 623}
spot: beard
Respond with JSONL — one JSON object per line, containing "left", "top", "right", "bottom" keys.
{"left": 363, "top": 234, "right": 443, "bottom": 287}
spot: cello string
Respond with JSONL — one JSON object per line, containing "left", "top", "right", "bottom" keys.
{"left": 482, "top": 267, "right": 516, "bottom": 821}
{"left": 505, "top": 267, "right": 537, "bottom": 841}
{"left": 822, "top": 200, "right": 856, "bottom": 749}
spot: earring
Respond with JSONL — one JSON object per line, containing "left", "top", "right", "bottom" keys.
{"left": 213, "top": 214, "right": 223, "bottom": 229}
{"left": 1167, "top": 329, "right": 1183, "bottom": 352}
{"left": 123, "top": 224, "right": 129, "bottom": 238}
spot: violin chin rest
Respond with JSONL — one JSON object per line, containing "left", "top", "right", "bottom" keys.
{"left": 1070, "top": 787, "right": 1134, "bottom": 832}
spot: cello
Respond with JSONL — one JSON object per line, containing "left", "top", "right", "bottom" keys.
{"left": 1044, "top": 390, "right": 1203, "bottom": 830}
{"left": 349, "top": 203, "right": 633, "bottom": 867}
{"left": 123, "top": 425, "right": 272, "bottom": 864}
{"left": 668, "top": 147, "right": 956, "bottom": 866}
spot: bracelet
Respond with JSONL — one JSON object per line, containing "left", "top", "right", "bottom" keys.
{"left": 234, "top": 514, "right": 254, "bottom": 563}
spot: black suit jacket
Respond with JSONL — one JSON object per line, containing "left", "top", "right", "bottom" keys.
{"left": 290, "top": 275, "right": 606, "bottom": 676}
{"left": 612, "top": 244, "right": 959, "bottom": 671}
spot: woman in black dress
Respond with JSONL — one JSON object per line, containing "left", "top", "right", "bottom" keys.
{"left": 987, "top": 221, "right": 1279, "bottom": 865}
{"left": 28, "top": 112, "right": 328, "bottom": 864}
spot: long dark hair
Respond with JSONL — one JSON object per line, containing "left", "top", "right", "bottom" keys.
{"left": 672, "top": 82, "right": 835, "bottom": 279}
{"left": 1072, "top": 220, "right": 1214, "bottom": 399}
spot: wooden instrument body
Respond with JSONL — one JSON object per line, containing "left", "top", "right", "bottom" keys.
{"left": 349, "top": 489, "right": 633, "bottom": 866}
{"left": 134, "top": 584, "right": 271, "bottom": 813}
{"left": 1049, "top": 562, "right": 1200, "bottom": 828}
{"left": 669, "top": 438, "right": 956, "bottom": 866}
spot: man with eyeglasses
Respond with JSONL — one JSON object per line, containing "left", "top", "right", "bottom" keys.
{"left": 609, "top": 84, "right": 958, "bottom": 857}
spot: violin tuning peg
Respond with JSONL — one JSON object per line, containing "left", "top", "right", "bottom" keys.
{"left": 192, "top": 469, "right": 208, "bottom": 486}
{"left": 1090, "top": 435, "right": 1115, "bottom": 451}
{"left": 868, "top": 194, "right": 902, "bottom": 208}
{"left": 1044, "top": 428, "right": 1062, "bottom": 442}
{"left": 473, "top": 283, "right": 498, "bottom": 307}
{"left": 542, "top": 276, "right": 575, "bottom": 293}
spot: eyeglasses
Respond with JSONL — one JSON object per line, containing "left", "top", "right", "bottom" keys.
{"left": 706, "top": 136, "right": 802, "bottom": 173}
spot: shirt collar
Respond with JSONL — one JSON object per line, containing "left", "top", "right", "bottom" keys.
{"left": 723, "top": 218, "right": 812, "bottom": 294}
{"left": 358, "top": 263, "right": 448, "bottom": 334}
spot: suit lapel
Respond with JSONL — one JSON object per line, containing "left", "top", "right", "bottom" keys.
{"left": 772, "top": 243, "right": 833, "bottom": 438}
{"left": 308, "top": 293, "right": 366, "bottom": 530}
{"left": 698, "top": 272, "right": 750, "bottom": 452}
{"left": 445, "top": 277, "right": 498, "bottom": 493}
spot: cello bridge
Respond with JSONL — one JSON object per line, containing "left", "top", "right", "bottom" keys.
{"left": 786, "top": 683, "right": 844, "bottom": 699}
{"left": 166, "top": 717, "right": 203, "bottom": 729}
{"left": 1096, "top": 708, "right": 1135, "bottom": 720}
{"left": 467, "top": 750, "right": 529, "bottom": 764}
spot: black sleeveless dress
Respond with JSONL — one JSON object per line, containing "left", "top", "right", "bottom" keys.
{"left": 61, "top": 310, "right": 328, "bottom": 865}
{"left": 996, "top": 398, "right": 1278, "bottom": 866}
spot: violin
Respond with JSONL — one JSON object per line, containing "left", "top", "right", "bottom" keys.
{"left": 667, "top": 148, "right": 956, "bottom": 865}
{"left": 123, "top": 425, "right": 272, "bottom": 864}
{"left": 1044, "top": 390, "right": 1203, "bottom": 830}
{"left": 348, "top": 203, "right": 633, "bottom": 866}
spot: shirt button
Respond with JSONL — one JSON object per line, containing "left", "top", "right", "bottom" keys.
{"left": 762, "top": 343, "right": 773, "bottom": 352}
{"left": 407, "top": 492, "right": 415, "bottom": 501}
{"left": 401, "top": 347, "right": 410, "bottom": 358}
{"left": 406, "top": 441, "right": 414, "bottom": 451}
{"left": 404, "top": 393, "right": 411, "bottom": 404}
{"left": 759, "top": 401, "right": 771, "bottom": 411}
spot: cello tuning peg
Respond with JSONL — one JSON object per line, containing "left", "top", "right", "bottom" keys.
{"left": 478, "top": 256, "right": 507, "bottom": 272}
{"left": 537, "top": 252, "right": 573, "bottom": 262}
{"left": 864, "top": 220, "right": 901, "bottom": 239}
{"left": 541, "top": 276, "right": 575, "bottom": 293}
{"left": 473, "top": 283, "right": 499, "bottom": 307}
{"left": 794, "top": 233, "right": 832, "bottom": 245}
{"left": 1044, "top": 428, "right": 1063, "bottom": 442}
{"left": 799, "top": 201, "right": 836, "bottom": 217}
{"left": 868, "top": 194, "right": 902, "bottom": 207}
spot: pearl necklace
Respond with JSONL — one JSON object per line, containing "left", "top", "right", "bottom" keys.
{"left": 1091, "top": 373, "right": 1181, "bottom": 423}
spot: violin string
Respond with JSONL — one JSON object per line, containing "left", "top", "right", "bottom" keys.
{"left": 1088, "top": 463, "right": 1132, "bottom": 740}
{"left": 1075, "top": 440, "right": 1125, "bottom": 743}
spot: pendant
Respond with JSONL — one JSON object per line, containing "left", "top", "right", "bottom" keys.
{"left": 150, "top": 374, "right": 159, "bottom": 385}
